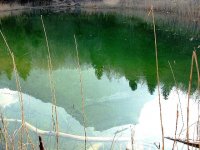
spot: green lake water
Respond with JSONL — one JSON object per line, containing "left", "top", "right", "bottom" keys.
{"left": 0, "top": 10, "right": 199, "bottom": 149}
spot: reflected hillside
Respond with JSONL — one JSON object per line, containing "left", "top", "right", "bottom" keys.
{"left": 0, "top": 11, "right": 200, "bottom": 130}
{"left": 0, "top": 11, "right": 199, "bottom": 96}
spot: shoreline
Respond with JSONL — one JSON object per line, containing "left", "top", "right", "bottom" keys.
{"left": 0, "top": 1, "right": 199, "bottom": 36}
{"left": 0, "top": 1, "right": 199, "bottom": 16}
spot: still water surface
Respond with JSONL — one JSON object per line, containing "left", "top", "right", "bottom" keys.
{"left": 0, "top": 10, "right": 199, "bottom": 149}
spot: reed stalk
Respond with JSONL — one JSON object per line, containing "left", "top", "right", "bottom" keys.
{"left": 149, "top": 6, "right": 164, "bottom": 150}
{"left": 0, "top": 30, "right": 35, "bottom": 150}
{"left": 168, "top": 61, "right": 185, "bottom": 140}
{"left": 168, "top": 62, "right": 180, "bottom": 150}
{"left": 110, "top": 134, "right": 117, "bottom": 150}
{"left": 168, "top": 61, "right": 184, "bottom": 124}
{"left": 41, "top": 15, "right": 59, "bottom": 150}
{"left": 193, "top": 51, "right": 200, "bottom": 90}
{"left": 74, "top": 34, "right": 87, "bottom": 150}
{"left": 131, "top": 126, "right": 135, "bottom": 150}
{"left": 0, "top": 113, "right": 9, "bottom": 150}
{"left": 172, "top": 104, "right": 179, "bottom": 150}
{"left": 0, "top": 30, "right": 24, "bottom": 149}
{"left": 186, "top": 51, "right": 195, "bottom": 150}
{"left": 192, "top": 50, "right": 200, "bottom": 142}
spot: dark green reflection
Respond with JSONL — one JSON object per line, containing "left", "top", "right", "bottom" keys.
{"left": 0, "top": 11, "right": 199, "bottom": 129}
{"left": 0, "top": 11, "right": 199, "bottom": 94}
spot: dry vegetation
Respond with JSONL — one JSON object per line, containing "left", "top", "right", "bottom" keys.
{"left": 0, "top": 2, "right": 24, "bottom": 11}
{"left": 0, "top": 0, "right": 199, "bottom": 15}
{"left": 0, "top": 1, "right": 199, "bottom": 150}
{"left": 81, "top": 0, "right": 200, "bottom": 15}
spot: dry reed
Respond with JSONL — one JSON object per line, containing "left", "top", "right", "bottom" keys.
{"left": 74, "top": 34, "right": 87, "bottom": 150}
{"left": 0, "top": 113, "right": 9, "bottom": 150}
{"left": 167, "top": 51, "right": 200, "bottom": 149}
{"left": 168, "top": 61, "right": 184, "bottom": 124}
{"left": 192, "top": 50, "right": 200, "bottom": 144}
{"left": 110, "top": 134, "right": 117, "bottom": 150}
{"left": 186, "top": 51, "right": 200, "bottom": 149}
{"left": 172, "top": 104, "right": 179, "bottom": 150}
{"left": 149, "top": 5, "right": 164, "bottom": 150}
{"left": 0, "top": 30, "right": 35, "bottom": 150}
{"left": 41, "top": 15, "right": 59, "bottom": 150}
{"left": 131, "top": 126, "right": 135, "bottom": 150}
{"left": 0, "top": 31, "right": 24, "bottom": 149}
{"left": 186, "top": 51, "right": 195, "bottom": 150}
{"left": 168, "top": 61, "right": 185, "bottom": 143}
